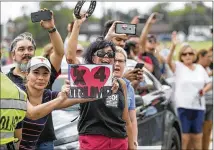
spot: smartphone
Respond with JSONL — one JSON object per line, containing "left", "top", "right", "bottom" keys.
{"left": 115, "top": 23, "right": 136, "bottom": 35}
{"left": 138, "top": 17, "right": 147, "bottom": 24}
{"left": 31, "top": 10, "right": 52, "bottom": 23}
{"left": 138, "top": 15, "right": 149, "bottom": 24}
{"left": 135, "top": 63, "right": 144, "bottom": 69}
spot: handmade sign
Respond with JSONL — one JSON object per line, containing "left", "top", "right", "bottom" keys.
{"left": 68, "top": 64, "right": 113, "bottom": 99}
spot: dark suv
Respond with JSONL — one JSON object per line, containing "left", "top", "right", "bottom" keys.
{"left": 52, "top": 68, "right": 181, "bottom": 150}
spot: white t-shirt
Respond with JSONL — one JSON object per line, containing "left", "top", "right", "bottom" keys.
{"left": 174, "top": 62, "right": 211, "bottom": 110}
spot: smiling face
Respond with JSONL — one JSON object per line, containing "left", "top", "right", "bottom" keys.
{"left": 180, "top": 47, "right": 195, "bottom": 65}
{"left": 92, "top": 46, "right": 115, "bottom": 65}
{"left": 114, "top": 52, "right": 126, "bottom": 78}
{"left": 27, "top": 67, "right": 50, "bottom": 90}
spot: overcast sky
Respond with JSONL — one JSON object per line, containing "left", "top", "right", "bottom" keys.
{"left": 1, "top": 2, "right": 213, "bottom": 24}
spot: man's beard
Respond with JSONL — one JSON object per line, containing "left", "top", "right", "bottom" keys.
{"left": 16, "top": 55, "right": 32, "bottom": 72}
{"left": 17, "top": 63, "right": 28, "bottom": 72}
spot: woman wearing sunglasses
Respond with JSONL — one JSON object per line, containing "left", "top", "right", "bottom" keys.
{"left": 76, "top": 40, "right": 134, "bottom": 150}
{"left": 167, "top": 32, "right": 212, "bottom": 150}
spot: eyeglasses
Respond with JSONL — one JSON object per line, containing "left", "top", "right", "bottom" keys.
{"left": 115, "top": 59, "right": 126, "bottom": 64}
{"left": 94, "top": 49, "right": 115, "bottom": 58}
{"left": 181, "top": 52, "right": 194, "bottom": 56}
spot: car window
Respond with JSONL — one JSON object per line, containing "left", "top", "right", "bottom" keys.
{"left": 52, "top": 76, "right": 80, "bottom": 111}
{"left": 137, "top": 72, "right": 157, "bottom": 96}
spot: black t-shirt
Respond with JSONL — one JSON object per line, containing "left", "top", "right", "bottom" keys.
{"left": 7, "top": 60, "right": 61, "bottom": 142}
{"left": 78, "top": 80, "right": 127, "bottom": 138}
{"left": 142, "top": 52, "right": 162, "bottom": 80}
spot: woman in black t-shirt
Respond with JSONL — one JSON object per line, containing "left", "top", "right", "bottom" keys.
{"left": 77, "top": 40, "right": 134, "bottom": 150}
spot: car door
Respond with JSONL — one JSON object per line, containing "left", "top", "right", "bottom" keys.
{"left": 137, "top": 71, "right": 167, "bottom": 148}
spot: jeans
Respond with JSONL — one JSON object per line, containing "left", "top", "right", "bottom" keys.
{"left": 36, "top": 141, "right": 54, "bottom": 150}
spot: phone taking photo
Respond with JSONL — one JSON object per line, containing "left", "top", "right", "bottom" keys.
{"left": 115, "top": 23, "right": 136, "bottom": 35}
{"left": 135, "top": 63, "right": 144, "bottom": 69}
{"left": 31, "top": 10, "right": 52, "bottom": 23}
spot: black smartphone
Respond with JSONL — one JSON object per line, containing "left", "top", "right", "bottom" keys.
{"left": 115, "top": 23, "right": 136, "bottom": 35}
{"left": 135, "top": 63, "right": 144, "bottom": 69}
{"left": 138, "top": 17, "right": 147, "bottom": 24}
{"left": 31, "top": 10, "right": 52, "bottom": 23}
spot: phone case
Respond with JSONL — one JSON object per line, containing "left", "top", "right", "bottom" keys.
{"left": 31, "top": 10, "right": 52, "bottom": 23}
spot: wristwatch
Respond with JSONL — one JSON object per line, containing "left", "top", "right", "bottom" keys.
{"left": 48, "top": 27, "right": 57, "bottom": 33}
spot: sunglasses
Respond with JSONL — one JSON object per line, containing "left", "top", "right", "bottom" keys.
{"left": 94, "top": 49, "right": 115, "bottom": 58}
{"left": 181, "top": 52, "right": 194, "bottom": 56}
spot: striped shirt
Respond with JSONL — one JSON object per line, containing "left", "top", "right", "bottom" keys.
{"left": 19, "top": 87, "right": 59, "bottom": 150}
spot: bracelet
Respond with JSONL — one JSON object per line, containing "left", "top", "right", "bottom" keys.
{"left": 48, "top": 27, "right": 57, "bottom": 33}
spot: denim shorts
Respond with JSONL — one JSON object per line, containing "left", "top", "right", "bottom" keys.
{"left": 177, "top": 108, "right": 205, "bottom": 134}
{"left": 36, "top": 141, "right": 54, "bottom": 150}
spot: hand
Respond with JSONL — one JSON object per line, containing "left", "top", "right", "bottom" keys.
{"left": 111, "top": 79, "right": 119, "bottom": 94}
{"left": 123, "top": 69, "right": 137, "bottom": 82}
{"left": 73, "top": 12, "right": 88, "bottom": 26}
{"left": 131, "top": 16, "right": 139, "bottom": 24}
{"left": 105, "top": 21, "right": 128, "bottom": 41}
{"left": 61, "top": 79, "right": 71, "bottom": 96}
{"left": 147, "top": 12, "right": 158, "bottom": 24}
{"left": 171, "top": 31, "right": 178, "bottom": 46}
{"left": 40, "top": 8, "right": 55, "bottom": 30}
{"left": 57, "top": 92, "right": 68, "bottom": 102}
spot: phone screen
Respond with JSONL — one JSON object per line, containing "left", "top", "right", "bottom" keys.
{"left": 31, "top": 10, "right": 52, "bottom": 23}
{"left": 115, "top": 23, "right": 136, "bottom": 35}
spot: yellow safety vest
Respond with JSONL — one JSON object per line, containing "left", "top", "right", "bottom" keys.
{"left": 0, "top": 72, "right": 27, "bottom": 145}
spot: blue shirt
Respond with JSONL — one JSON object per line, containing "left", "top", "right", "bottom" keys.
{"left": 123, "top": 78, "right": 136, "bottom": 110}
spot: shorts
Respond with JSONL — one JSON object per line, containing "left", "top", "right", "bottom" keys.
{"left": 205, "top": 105, "right": 213, "bottom": 121}
{"left": 177, "top": 108, "right": 205, "bottom": 134}
{"left": 79, "top": 135, "right": 128, "bottom": 150}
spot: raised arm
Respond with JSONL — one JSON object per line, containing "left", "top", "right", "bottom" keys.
{"left": 166, "top": 31, "right": 177, "bottom": 73}
{"left": 66, "top": 14, "right": 87, "bottom": 64}
{"left": 40, "top": 9, "right": 64, "bottom": 72}
{"left": 139, "top": 13, "right": 157, "bottom": 53}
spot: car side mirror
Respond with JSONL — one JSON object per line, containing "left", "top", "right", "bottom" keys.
{"left": 135, "top": 95, "right": 144, "bottom": 107}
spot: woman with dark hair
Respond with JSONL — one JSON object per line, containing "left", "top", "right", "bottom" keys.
{"left": 167, "top": 33, "right": 212, "bottom": 150}
{"left": 65, "top": 13, "right": 134, "bottom": 150}
{"left": 79, "top": 40, "right": 134, "bottom": 150}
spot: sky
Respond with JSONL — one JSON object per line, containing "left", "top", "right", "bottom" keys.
{"left": 1, "top": 1, "right": 213, "bottom": 24}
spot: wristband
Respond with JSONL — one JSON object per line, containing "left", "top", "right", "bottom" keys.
{"left": 48, "top": 27, "right": 57, "bottom": 33}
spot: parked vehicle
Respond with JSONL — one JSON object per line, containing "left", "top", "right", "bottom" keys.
{"left": 52, "top": 66, "right": 182, "bottom": 150}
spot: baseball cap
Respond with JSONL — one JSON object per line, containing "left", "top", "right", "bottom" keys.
{"left": 27, "top": 56, "right": 51, "bottom": 72}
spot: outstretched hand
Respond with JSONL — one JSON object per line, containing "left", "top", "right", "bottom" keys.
{"left": 73, "top": 12, "right": 88, "bottom": 26}
{"left": 105, "top": 21, "right": 128, "bottom": 41}
{"left": 40, "top": 8, "right": 55, "bottom": 30}
{"left": 171, "top": 31, "right": 179, "bottom": 46}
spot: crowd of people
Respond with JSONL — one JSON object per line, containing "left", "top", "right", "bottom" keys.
{"left": 0, "top": 7, "right": 213, "bottom": 150}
